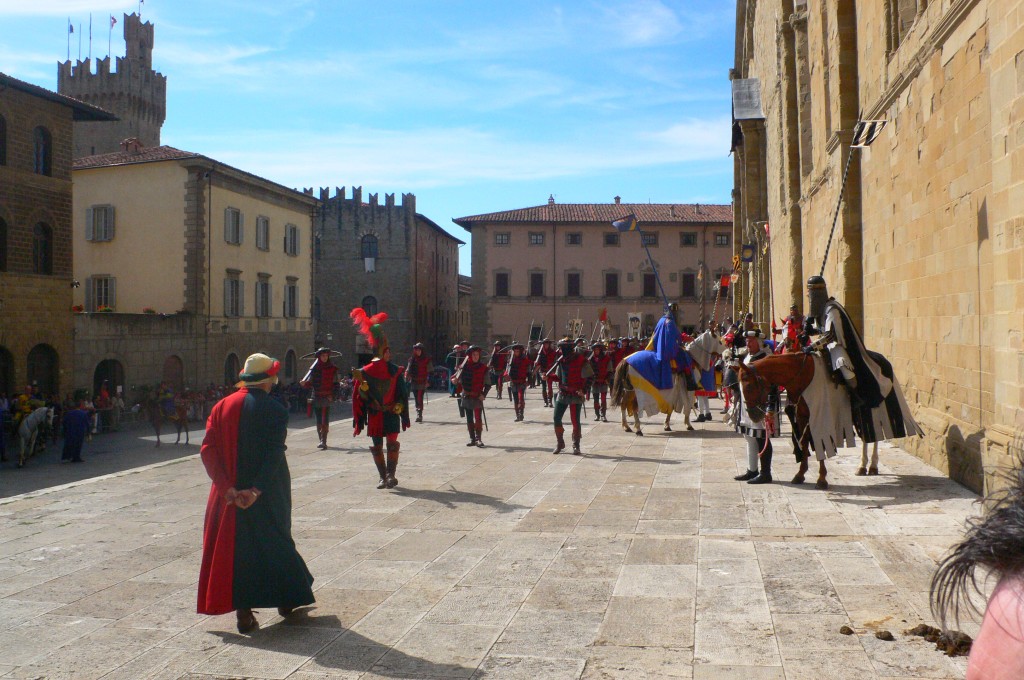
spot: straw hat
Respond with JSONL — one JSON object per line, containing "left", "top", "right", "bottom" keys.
{"left": 235, "top": 353, "right": 281, "bottom": 388}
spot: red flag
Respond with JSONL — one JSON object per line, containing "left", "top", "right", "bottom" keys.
{"left": 599, "top": 308, "right": 608, "bottom": 323}
{"left": 719, "top": 275, "right": 730, "bottom": 289}
{"left": 110, "top": 15, "right": 117, "bottom": 28}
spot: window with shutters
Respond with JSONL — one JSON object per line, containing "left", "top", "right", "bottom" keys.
{"left": 604, "top": 232, "right": 620, "bottom": 247}
{"left": 714, "top": 233, "right": 730, "bottom": 247}
{"left": 494, "top": 272, "right": 510, "bottom": 297}
{"left": 284, "top": 278, "right": 298, "bottom": 318}
{"left": 224, "top": 208, "right": 242, "bottom": 245}
{"left": 680, "top": 231, "right": 698, "bottom": 247}
{"left": 32, "top": 223, "right": 52, "bottom": 275}
{"left": 224, "top": 273, "right": 242, "bottom": 317}
{"left": 86, "top": 205, "right": 115, "bottom": 242}
{"left": 87, "top": 276, "right": 117, "bottom": 311}
{"left": 682, "top": 272, "right": 696, "bottom": 298}
{"left": 255, "top": 275, "right": 272, "bottom": 317}
{"left": 529, "top": 272, "right": 544, "bottom": 297}
{"left": 642, "top": 273, "right": 657, "bottom": 298}
{"left": 256, "top": 216, "right": 269, "bottom": 251}
{"left": 528, "top": 232, "right": 545, "bottom": 246}
{"left": 494, "top": 232, "right": 510, "bottom": 246}
{"left": 566, "top": 271, "right": 581, "bottom": 297}
{"left": 566, "top": 232, "right": 582, "bottom": 246}
{"left": 641, "top": 232, "right": 659, "bottom": 247}
{"left": 284, "top": 224, "right": 299, "bottom": 256}
{"left": 604, "top": 272, "right": 619, "bottom": 298}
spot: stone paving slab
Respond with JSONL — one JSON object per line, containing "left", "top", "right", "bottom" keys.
{"left": 0, "top": 390, "right": 985, "bottom": 678}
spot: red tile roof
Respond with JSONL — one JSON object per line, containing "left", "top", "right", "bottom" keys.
{"left": 73, "top": 145, "right": 200, "bottom": 169}
{"left": 453, "top": 202, "right": 732, "bottom": 230}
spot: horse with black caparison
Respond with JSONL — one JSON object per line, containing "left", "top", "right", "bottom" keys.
{"left": 738, "top": 351, "right": 889, "bottom": 490}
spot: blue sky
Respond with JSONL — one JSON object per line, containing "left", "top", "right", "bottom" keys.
{"left": 1, "top": 0, "right": 736, "bottom": 274}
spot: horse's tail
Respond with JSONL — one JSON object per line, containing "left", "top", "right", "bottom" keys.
{"left": 610, "top": 360, "right": 630, "bottom": 408}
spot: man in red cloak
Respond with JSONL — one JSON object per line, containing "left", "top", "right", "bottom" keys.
{"left": 197, "top": 353, "right": 314, "bottom": 634}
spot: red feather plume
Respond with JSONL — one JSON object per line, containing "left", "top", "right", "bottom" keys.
{"left": 350, "top": 308, "right": 389, "bottom": 347}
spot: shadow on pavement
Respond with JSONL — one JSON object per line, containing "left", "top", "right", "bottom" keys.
{"left": 392, "top": 485, "right": 528, "bottom": 513}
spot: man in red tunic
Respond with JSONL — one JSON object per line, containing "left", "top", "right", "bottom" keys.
{"left": 352, "top": 310, "right": 411, "bottom": 489}
{"left": 534, "top": 339, "right": 557, "bottom": 408}
{"left": 300, "top": 347, "right": 341, "bottom": 449}
{"left": 487, "top": 340, "right": 509, "bottom": 400}
{"left": 405, "top": 342, "right": 432, "bottom": 423}
{"left": 549, "top": 338, "right": 594, "bottom": 455}
{"left": 198, "top": 353, "right": 314, "bottom": 634}
{"left": 454, "top": 345, "right": 490, "bottom": 446}
{"left": 589, "top": 341, "right": 614, "bottom": 422}
{"left": 504, "top": 343, "right": 531, "bottom": 422}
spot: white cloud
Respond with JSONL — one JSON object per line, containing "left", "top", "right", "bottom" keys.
{"left": 0, "top": 1, "right": 135, "bottom": 16}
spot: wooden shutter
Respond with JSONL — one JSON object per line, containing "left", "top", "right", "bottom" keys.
{"left": 293, "top": 227, "right": 299, "bottom": 256}
{"left": 239, "top": 281, "right": 245, "bottom": 317}
{"left": 107, "top": 206, "right": 115, "bottom": 241}
{"left": 224, "top": 208, "right": 231, "bottom": 243}
{"left": 238, "top": 213, "right": 244, "bottom": 245}
{"left": 109, "top": 278, "right": 117, "bottom": 309}
{"left": 223, "top": 279, "right": 230, "bottom": 316}
{"left": 85, "top": 277, "right": 94, "bottom": 311}
{"left": 85, "top": 208, "right": 94, "bottom": 241}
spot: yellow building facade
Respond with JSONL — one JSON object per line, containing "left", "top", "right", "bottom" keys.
{"left": 71, "top": 142, "right": 316, "bottom": 392}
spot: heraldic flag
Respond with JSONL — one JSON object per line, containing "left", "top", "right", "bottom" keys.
{"left": 624, "top": 313, "right": 687, "bottom": 416}
{"left": 612, "top": 213, "right": 639, "bottom": 232}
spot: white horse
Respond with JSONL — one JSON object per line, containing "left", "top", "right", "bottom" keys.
{"left": 17, "top": 406, "right": 52, "bottom": 468}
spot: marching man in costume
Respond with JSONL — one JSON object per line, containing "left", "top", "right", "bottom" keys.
{"left": 453, "top": 345, "right": 491, "bottom": 447}
{"left": 445, "top": 341, "right": 470, "bottom": 416}
{"left": 198, "top": 353, "right": 315, "bottom": 634}
{"left": 487, "top": 340, "right": 509, "bottom": 400}
{"left": 504, "top": 342, "right": 531, "bottom": 421}
{"left": 405, "top": 342, "right": 432, "bottom": 423}
{"left": 300, "top": 346, "right": 342, "bottom": 449}
{"left": 549, "top": 337, "right": 595, "bottom": 455}
{"left": 350, "top": 309, "right": 411, "bottom": 489}
{"left": 534, "top": 338, "right": 557, "bottom": 407}
{"left": 734, "top": 330, "right": 777, "bottom": 484}
{"left": 589, "top": 341, "right": 613, "bottom": 422}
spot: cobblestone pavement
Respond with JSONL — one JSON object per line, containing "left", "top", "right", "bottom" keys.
{"left": 0, "top": 391, "right": 982, "bottom": 679}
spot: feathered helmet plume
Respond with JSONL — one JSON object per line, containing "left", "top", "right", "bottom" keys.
{"left": 350, "top": 308, "right": 389, "bottom": 358}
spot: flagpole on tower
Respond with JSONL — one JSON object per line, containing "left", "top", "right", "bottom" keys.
{"left": 67, "top": 18, "right": 71, "bottom": 62}
{"left": 88, "top": 14, "right": 92, "bottom": 61}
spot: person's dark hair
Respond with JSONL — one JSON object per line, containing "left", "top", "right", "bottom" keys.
{"left": 931, "top": 455, "right": 1024, "bottom": 628}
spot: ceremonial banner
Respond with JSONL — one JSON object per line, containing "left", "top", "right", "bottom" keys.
{"left": 612, "top": 214, "right": 639, "bottom": 232}
{"left": 624, "top": 315, "right": 684, "bottom": 415}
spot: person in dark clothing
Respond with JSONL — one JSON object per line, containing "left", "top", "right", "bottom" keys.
{"left": 61, "top": 403, "right": 90, "bottom": 463}
{"left": 197, "top": 353, "right": 314, "bottom": 634}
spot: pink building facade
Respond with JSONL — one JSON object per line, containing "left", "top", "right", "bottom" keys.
{"left": 454, "top": 198, "right": 734, "bottom": 344}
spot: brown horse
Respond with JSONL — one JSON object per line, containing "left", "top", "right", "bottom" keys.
{"left": 142, "top": 394, "right": 191, "bottom": 447}
{"left": 610, "top": 360, "right": 644, "bottom": 436}
{"left": 738, "top": 352, "right": 856, "bottom": 490}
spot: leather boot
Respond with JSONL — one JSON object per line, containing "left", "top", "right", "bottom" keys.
{"left": 552, "top": 427, "right": 565, "bottom": 455}
{"left": 371, "top": 447, "right": 387, "bottom": 489}
{"left": 385, "top": 441, "right": 400, "bottom": 488}
{"left": 748, "top": 446, "right": 773, "bottom": 485}
{"left": 594, "top": 404, "right": 601, "bottom": 421}
{"left": 466, "top": 421, "right": 477, "bottom": 446}
{"left": 319, "top": 423, "right": 329, "bottom": 449}
{"left": 734, "top": 469, "right": 758, "bottom": 481}
{"left": 416, "top": 409, "right": 423, "bottom": 423}
{"left": 475, "top": 423, "right": 485, "bottom": 447}
{"left": 572, "top": 433, "right": 582, "bottom": 455}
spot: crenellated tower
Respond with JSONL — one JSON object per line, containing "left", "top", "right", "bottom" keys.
{"left": 58, "top": 13, "right": 166, "bottom": 158}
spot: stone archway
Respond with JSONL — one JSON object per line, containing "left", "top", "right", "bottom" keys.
{"left": 163, "top": 355, "right": 185, "bottom": 390}
{"left": 93, "top": 359, "right": 125, "bottom": 397}
{"left": 26, "top": 343, "right": 59, "bottom": 396}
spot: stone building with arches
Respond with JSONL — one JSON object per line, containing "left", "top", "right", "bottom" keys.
{"left": 0, "top": 72, "right": 114, "bottom": 398}
{"left": 313, "top": 187, "right": 462, "bottom": 367}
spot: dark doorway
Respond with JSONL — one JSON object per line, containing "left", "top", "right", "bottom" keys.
{"left": 163, "top": 355, "right": 184, "bottom": 390}
{"left": 26, "top": 344, "right": 59, "bottom": 396}
{"left": 93, "top": 359, "right": 125, "bottom": 397}
{"left": 224, "top": 353, "right": 240, "bottom": 386}
{"left": 0, "top": 345, "right": 13, "bottom": 396}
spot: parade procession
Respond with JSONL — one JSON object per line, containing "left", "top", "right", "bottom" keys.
{"left": 3, "top": 1, "right": 1024, "bottom": 678}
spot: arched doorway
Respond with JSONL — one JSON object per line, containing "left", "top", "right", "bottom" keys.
{"left": 285, "top": 349, "right": 297, "bottom": 382}
{"left": 224, "top": 353, "right": 240, "bottom": 386}
{"left": 163, "top": 355, "right": 184, "bottom": 390}
{"left": 0, "top": 345, "right": 13, "bottom": 396}
{"left": 93, "top": 359, "right": 125, "bottom": 397}
{"left": 26, "top": 344, "right": 59, "bottom": 396}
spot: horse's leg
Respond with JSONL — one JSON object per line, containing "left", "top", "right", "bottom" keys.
{"left": 664, "top": 412, "right": 672, "bottom": 432}
{"left": 634, "top": 409, "right": 643, "bottom": 437}
{"left": 856, "top": 440, "right": 868, "bottom": 476}
{"left": 153, "top": 417, "right": 161, "bottom": 448}
{"left": 684, "top": 404, "right": 694, "bottom": 431}
{"left": 816, "top": 460, "right": 829, "bottom": 490}
{"left": 621, "top": 406, "right": 632, "bottom": 433}
{"left": 792, "top": 439, "right": 808, "bottom": 485}
{"left": 868, "top": 442, "right": 879, "bottom": 475}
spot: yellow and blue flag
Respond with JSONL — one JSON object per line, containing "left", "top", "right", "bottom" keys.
{"left": 624, "top": 313, "right": 686, "bottom": 416}
{"left": 612, "top": 214, "right": 639, "bottom": 232}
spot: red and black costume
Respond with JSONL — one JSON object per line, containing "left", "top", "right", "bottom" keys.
{"left": 351, "top": 309, "right": 411, "bottom": 489}
{"left": 549, "top": 339, "right": 595, "bottom": 455}
{"left": 487, "top": 342, "right": 509, "bottom": 400}
{"left": 504, "top": 344, "right": 531, "bottom": 421}
{"left": 454, "top": 347, "right": 491, "bottom": 446}
{"left": 405, "top": 344, "right": 432, "bottom": 423}
{"left": 589, "top": 343, "right": 614, "bottom": 422}
{"left": 534, "top": 340, "right": 557, "bottom": 407}
{"left": 300, "top": 347, "right": 341, "bottom": 449}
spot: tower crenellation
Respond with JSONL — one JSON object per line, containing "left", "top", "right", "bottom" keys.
{"left": 58, "top": 13, "right": 166, "bottom": 158}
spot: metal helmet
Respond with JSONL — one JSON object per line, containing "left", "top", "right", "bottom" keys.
{"left": 807, "top": 276, "right": 829, "bottom": 323}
